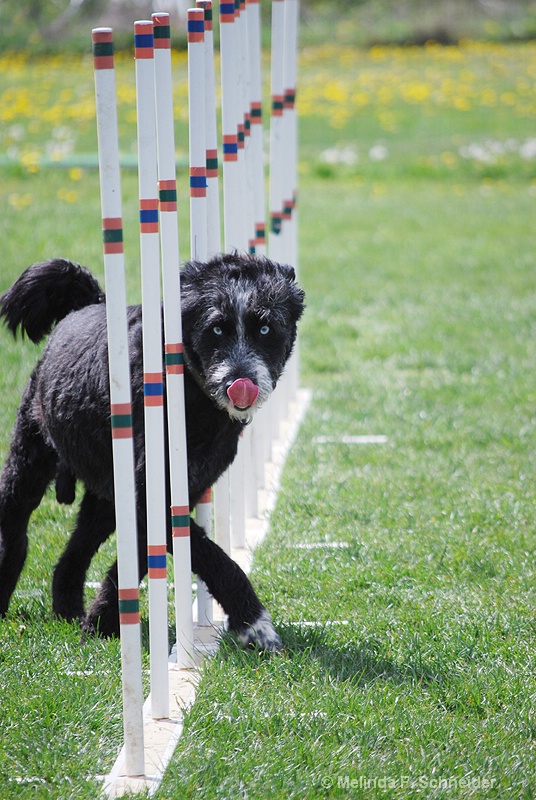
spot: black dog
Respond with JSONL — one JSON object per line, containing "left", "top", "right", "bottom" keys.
{"left": 0, "top": 254, "right": 304, "bottom": 650}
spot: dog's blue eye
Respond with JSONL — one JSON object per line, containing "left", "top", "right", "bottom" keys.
{"left": 260, "top": 325, "right": 270, "bottom": 335}
{"left": 213, "top": 326, "right": 223, "bottom": 336}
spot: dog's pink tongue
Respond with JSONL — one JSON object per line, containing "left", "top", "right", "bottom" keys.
{"left": 227, "top": 378, "right": 259, "bottom": 409}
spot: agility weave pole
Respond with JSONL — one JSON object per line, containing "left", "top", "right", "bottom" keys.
{"left": 92, "top": 28, "right": 146, "bottom": 777}
{"left": 151, "top": 13, "right": 195, "bottom": 674}
{"left": 135, "top": 20, "right": 170, "bottom": 721}
{"left": 95, "top": 2, "right": 305, "bottom": 795}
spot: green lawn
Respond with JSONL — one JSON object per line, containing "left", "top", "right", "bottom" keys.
{"left": 0, "top": 37, "right": 535, "bottom": 799}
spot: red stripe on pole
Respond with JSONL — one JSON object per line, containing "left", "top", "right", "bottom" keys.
{"left": 271, "top": 94, "right": 284, "bottom": 117}
{"left": 118, "top": 588, "right": 141, "bottom": 625}
{"left": 148, "top": 568, "right": 167, "bottom": 578}
{"left": 102, "top": 217, "right": 123, "bottom": 254}
{"left": 250, "top": 101, "right": 262, "bottom": 124}
{"left": 198, "top": 0, "right": 213, "bottom": 31}
{"left": 188, "top": 9, "right": 205, "bottom": 42}
{"left": 223, "top": 134, "right": 238, "bottom": 162}
{"left": 112, "top": 428, "right": 133, "bottom": 439}
{"left": 134, "top": 21, "right": 154, "bottom": 59}
{"left": 206, "top": 148, "right": 218, "bottom": 177}
{"left": 119, "top": 588, "right": 139, "bottom": 598}
{"left": 153, "top": 13, "right": 171, "bottom": 48}
{"left": 219, "top": 1, "right": 236, "bottom": 23}
{"left": 92, "top": 28, "right": 114, "bottom": 70}
{"left": 284, "top": 87, "right": 296, "bottom": 109}
{"left": 171, "top": 505, "right": 190, "bottom": 515}
{"left": 171, "top": 504, "right": 190, "bottom": 537}
{"left": 172, "top": 529, "right": 190, "bottom": 538}
{"left": 199, "top": 488, "right": 212, "bottom": 503}
{"left": 140, "top": 198, "right": 159, "bottom": 232}
{"left": 111, "top": 402, "right": 131, "bottom": 415}
{"left": 190, "top": 166, "right": 207, "bottom": 198}
{"left": 148, "top": 544, "right": 167, "bottom": 578}
{"left": 158, "top": 178, "right": 177, "bottom": 211}
{"left": 144, "top": 371, "right": 164, "bottom": 407}
{"left": 165, "top": 342, "right": 184, "bottom": 374}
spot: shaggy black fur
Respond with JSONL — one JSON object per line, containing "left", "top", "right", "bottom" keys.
{"left": 0, "top": 254, "right": 304, "bottom": 650}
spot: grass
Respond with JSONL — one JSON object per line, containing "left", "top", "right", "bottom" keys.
{"left": 0, "top": 33, "right": 536, "bottom": 800}
{"left": 157, "top": 179, "right": 536, "bottom": 799}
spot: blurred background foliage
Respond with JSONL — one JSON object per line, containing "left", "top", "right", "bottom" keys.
{"left": 1, "top": 0, "right": 536, "bottom": 54}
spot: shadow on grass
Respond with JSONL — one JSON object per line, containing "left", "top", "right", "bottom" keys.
{"left": 216, "top": 622, "right": 446, "bottom": 690}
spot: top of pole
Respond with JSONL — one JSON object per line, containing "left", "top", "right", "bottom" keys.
{"left": 134, "top": 20, "right": 154, "bottom": 59}
{"left": 187, "top": 7, "right": 205, "bottom": 42}
{"left": 196, "top": 0, "right": 213, "bottom": 31}
{"left": 220, "top": 0, "right": 236, "bottom": 23}
{"left": 152, "top": 12, "right": 171, "bottom": 48}
{"left": 92, "top": 28, "right": 114, "bottom": 70}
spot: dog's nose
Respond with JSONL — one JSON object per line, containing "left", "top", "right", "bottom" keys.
{"left": 226, "top": 378, "right": 259, "bottom": 409}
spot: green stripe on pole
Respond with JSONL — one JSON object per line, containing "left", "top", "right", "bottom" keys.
{"left": 171, "top": 514, "right": 190, "bottom": 528}
{"left": 111, "top": 413, "right": 132, "bottom": 428}
{"left": 118, "top": 598, "right": 140, "bottom": 615}
{"left": 103, "top": 228, "right": 123, "bottom": 244}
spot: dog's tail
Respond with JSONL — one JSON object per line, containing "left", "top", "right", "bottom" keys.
{"left": 0, "top": 258, "right": 104, "bottom": 344}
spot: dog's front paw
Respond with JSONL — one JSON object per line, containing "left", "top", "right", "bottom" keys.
{"left": 237, "top": 609, "right": 282, "bottom": 653}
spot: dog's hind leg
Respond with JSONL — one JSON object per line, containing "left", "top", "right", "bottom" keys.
{"left": 52, "top": 492, "right": 115, "bottom": 624}
{"left": 189, "top": 519, "right": 282, "bottom": 652}
{"left": 0, "top": 395, "right": 57, "bottom": 616}
{"left": 82, "top": 508, "right": 148, "bottom": 638}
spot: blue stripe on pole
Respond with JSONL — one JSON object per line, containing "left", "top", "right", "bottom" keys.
{"left": 144, "top": 382, "right": 164, "bottom": 396}
{"left": 223, "top": 142, "right": 238, "bottom": 155}
{"left": 220, "top": 3, "right": 235, "bottom": 15}
{"left": 187, "top": 19, "right": 204, "bottom": 33}
{"left": 147, "top": 554, "right": 167, "bottom": 569}
{"left": 140, "top": 208, "right": 159, "bottom": 224}
{"left": 190, "top": 175, "right": 207, "bottom": 188}
{"left": 134, "top": 33, "right": 153, "bottom": 49}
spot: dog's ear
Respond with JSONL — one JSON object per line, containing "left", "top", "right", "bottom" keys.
{"left": 279, "top": 263, "right": 296, "bottom": 282}
{"left": 277, "top": 262, "right": 305, "bottom": 322}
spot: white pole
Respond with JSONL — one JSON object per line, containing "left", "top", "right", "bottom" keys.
{"left": 194, "top": 488, "right": 213, "bottom": 624}
{"left": 92, "top": 27, "right": 145, "bottom": 777}
{"left": 266, "top": 0, "right": 288, "bottom": 441}
{"left": 196, "top": 0, "right": 221, "bottom": 259}
{"left": 268, "top": 0, "right": 286, "bottom": 264}
{"left": 195, "top": 0, "right": 231, "bottom": 568}
{"left": 246, "top": 0, "right": 266, "bottom": 257}
{"left": 187, "top": 6, "right": 214, "bottom": 625}
{"left": 219, "top": 0, "right": 247, "bottom": 548}
{"left": 188, "top": 7, "right": 208, "bottom": 263}
{"left": 282, "top": 0, "right": 299, "bottom": 270}
{"left": 237, "top": 0, "right": 254, "bottom": 251}
{"left": 219, "top": 0, "right": 246, "bottom": 251}
{"left": 152, "top": 12, "right": 195, "bottom": 669}
{"left": 244, "top": 0, "right": 267, "bottom": 503}
{"left": 134, "top": 19, "right": 169, "bottom": 720}
{"left": 282, "top": 0, "right": 300, "bottom": 399}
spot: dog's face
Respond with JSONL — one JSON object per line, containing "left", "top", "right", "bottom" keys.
{"left": 180, "top": 254, "right": 305, "bottom": 422}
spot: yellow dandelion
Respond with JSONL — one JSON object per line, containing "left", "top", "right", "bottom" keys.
{"left": 57, "top": 188, "right": 78, "bottom": 203}
{"left": 8, "top": 193, "right": 33, "bottom": 210}
{"left": 20, "top": 149, "right": 41, "bottom": 173}
{"left": 69, "top": 167, "right": 84, "bottom": 182}
{"left": 440, "top": 151, "right": 457, "bottom": 167}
